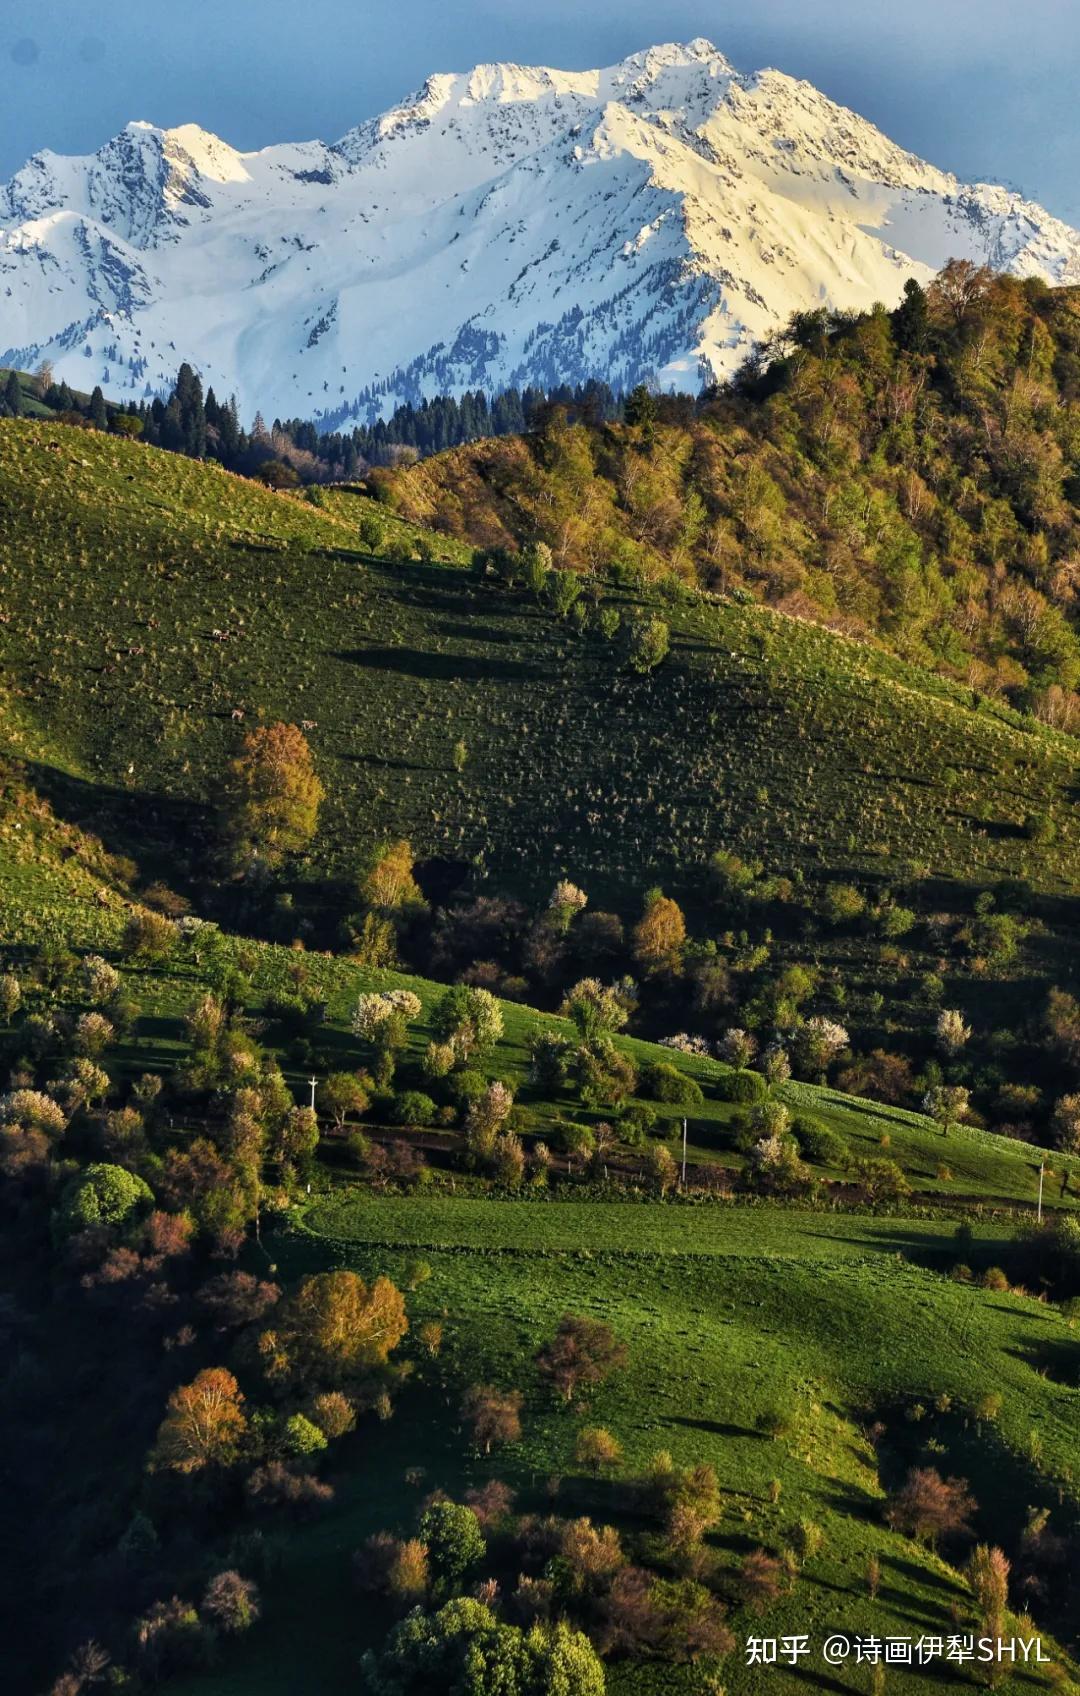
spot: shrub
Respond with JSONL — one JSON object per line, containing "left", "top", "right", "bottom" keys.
{"left": 0, "top": 973, "right": 21, "bottom": 1021}
{"left": 792, "top": 1118, "right": 849, "bottom": 1167}
{"left": 642, "top": 1062, "right": 704, "bottom": 1106}
{"left": 618, "top": 1103, "right": 657, "bottom": 1147}
{"left": 416, "top": 1501, "right": 486, "bottom": 1594}
{"left": 886, "top": 1467, "right": 976, "bottom": 1547}
{"left": 714, "top": 1069, "right": 767, "bottom": 1104}
{"left": 854, "top": 1157, "right": 911, "bottom": 1205}
{"left": 575, "top": 1426, "right": 623, "bottom": 1474}
{"left": 121, "top": 909, "right": 177, "bottom": 962}
{"left": 460, "top": 1384, "right": 523, "bottom": 1454}
{"left": 537, "top": 1314, "right": 628, "bottom": 1403}
{"left": 283, "top": 1413, "right": 328, "bottom": 1457}
{"left": 445, "top": 1068, "right": 487, "bottom": 1110}
{"left": 54, "top": 1163, "right": 153, "bottom": 1237}
{"left": 820, "top": 883, "right": 866, "bottom": 924}
{"left": 202, "top": 1570, "right": 260, "bottom": 1633}
{"left": 392, "top": 1091, "right": 437, "bottom": 1129}
{"left": 622, "top": 612, "right": 670, "bottom": 673}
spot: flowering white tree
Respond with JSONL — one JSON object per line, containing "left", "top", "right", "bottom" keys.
{"left": 79, "top": 955, "right": 121, "bottom": 1005}
{"left": 0, "top": 1088, "right": 67, "bottom": 1135}
{"left": 795, "top": 1017, "right": 849, "bottom": 1076}
{"left": 73, "top": 1011, "right": 114, "bottom": 1058}
{"left": 936, "top": 1008, "right": 971, "bottom": 1057}
{"left": 351, "top": 989, "right": 421, "bottom": 1043}
{"left": 761, "top": 1042, "right": 792, "bottom": 1085}
{"left": 719, "top": 1028, "right": 757, "bottom": 1069}
{"left": 922, "top": 1084, "right": 971, "bottom": 1137}
{"left": 465, "top": 1082, "right": 515, "bottom": 1161}
{"left": 659, "top": 1032, "right": 711, "bottom": 1057}
{"left": 548, "top": 881, "right": 588, "bottom": 933}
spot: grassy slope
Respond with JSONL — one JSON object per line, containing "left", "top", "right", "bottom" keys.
{"left": 2, "top": 419, "right": 1079, "bottom": 919}
{"left": 5, "top": 723, "right": 1080, "bottom": 1694}
{"left": 166, "top": 1194, "right": 1080, "bottom": 1696}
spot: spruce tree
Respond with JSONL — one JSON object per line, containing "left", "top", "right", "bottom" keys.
{"left": 893, "top": 278, "right": 930, "bottom": 353}
{"left": 89, "top": 385, "right": 108, "bottom": 431}
{"left": 2, "top": 370, "right": 22, "bottom": 417}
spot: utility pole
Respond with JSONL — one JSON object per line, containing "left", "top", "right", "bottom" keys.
{"left": 1038, "top": 1161, "right": 1045, "bottom": 1225}
{"left": 681, "top": 1118, "right": 688, "bottom": 1188}
{"left": 308, "top": 1075, "right": 317, "bottom": 1113}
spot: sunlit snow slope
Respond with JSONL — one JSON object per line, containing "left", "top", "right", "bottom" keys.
{"left": 2, "top": 39, "right": 1078, "bottom": 423}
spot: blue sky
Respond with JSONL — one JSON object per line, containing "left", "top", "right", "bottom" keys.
{"left": 3, "top": 0, "right": 1077, "bottom": 223}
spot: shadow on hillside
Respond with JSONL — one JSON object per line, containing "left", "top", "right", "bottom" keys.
{"left": 332, "top": 645, "right": 547, "bottom": 682}
{"left": 432, "top": 618, "right": 541, "bottom": 647}
{"left": 25, "top": 760, "right": 209, "bottom": 885}
{"left": 797, "top": 1224, "right": 1006, "bottom": 1267}
{"left": 338, "top": 751, "right": 439, "bottom": 773}
{"left": 948, "top": 808, "right": 1029, "bottom": 840}
{"left": 667, "top": 1414, "right": 761, "bottom": 1439}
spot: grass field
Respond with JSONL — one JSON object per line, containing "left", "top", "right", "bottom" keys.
{"left": 162, "top": 1192, "right": 1080, "bottom": 1696}
{"left": 6, "top": 414, "right": 1080, "bottom": 1132}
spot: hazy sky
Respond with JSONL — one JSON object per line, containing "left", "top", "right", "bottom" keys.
{"left": 2, "top": 0, "right": 1077, "bottom": 223}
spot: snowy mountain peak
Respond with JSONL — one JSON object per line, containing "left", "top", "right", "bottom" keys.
{"left": 2, "top": 40, "right": 1079, "bottom": 425}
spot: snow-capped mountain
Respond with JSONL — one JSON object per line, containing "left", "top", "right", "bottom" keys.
{"left": 2, "top": 38, "right": 1079, "bottom": 425}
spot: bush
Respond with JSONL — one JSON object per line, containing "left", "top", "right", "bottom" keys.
{"left": 121, "top": 909, "right": 177, "bottom": 962}
{"left": 391, "top": 1091, "right": 437, "bottom": 1129}
{"left": 54, "top": 1163, "right": 153, "bottom": 1238}
{"left": 416, "top": 1501, "right": 486, "bottom": 1594}
{"left": 444, "top": 1069, "right": 488, "bottom": 1110}
{"left": 618, "top": 1103, "right": 657, "bottom": 1147}
{"left": 792, "top": 1117, "right": 849, "bottom": 1168}
{"left": 714, "top": 1069, "right": 767, "bottom": 1104}
{"left": 642, "top": 1062, "right": 704, "bottom": 1106}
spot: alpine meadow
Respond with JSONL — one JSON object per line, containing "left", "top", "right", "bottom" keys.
{"left": 3, "top": 25, "right": 1080, "bottom": 1696}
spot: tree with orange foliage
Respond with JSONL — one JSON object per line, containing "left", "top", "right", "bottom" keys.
{"left": 631, "top": 889, "right": 686, "bottom": 975}
{"left": 149, "top": 1368, "right": 247, "bottom": 1474}
{"left": 259, "top": 1269, "right": 407, "bottom": 1393}
{"left": 221, "top": 721, "right": 324, "bottom": 871}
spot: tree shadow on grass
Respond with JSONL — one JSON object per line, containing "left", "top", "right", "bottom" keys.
{"left": 331, "top": 645, "right": 548, "bottom": 683}
{"left": 667, "top": 1414, "right": 762, "bottom": 1439}
{"left": 338, "top": 750, "right": 440, "bottom": 773}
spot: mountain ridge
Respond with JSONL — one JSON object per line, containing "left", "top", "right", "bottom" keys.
{"left": 2, "top": 38, "right": 1079, "bottom": 421}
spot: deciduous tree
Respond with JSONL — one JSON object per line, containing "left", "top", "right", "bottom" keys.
{"left": 221, "top": 722, "right": 324, "bottom": 871}
{"left": 150, "top": 1367, "right": 248, "bottom": 1474}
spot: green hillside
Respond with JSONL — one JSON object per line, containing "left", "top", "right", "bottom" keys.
{"left": 375, "top": 270, "right": 1080, "bottom": 701}
{"left": 5, "top": 373, "right": 1080, "bottom": 1695}
{"left": 175, "top": 1196, "right": 1080, "bottom": 1696}
{"left": 3, "top": 417, "right": 1078, "bottom": 905}
{"left": 3, "top": 807, "right": 1080, "bottom": 1695}
{"left": 4, "top": 417, "right": 1080, "bottom": 1145}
